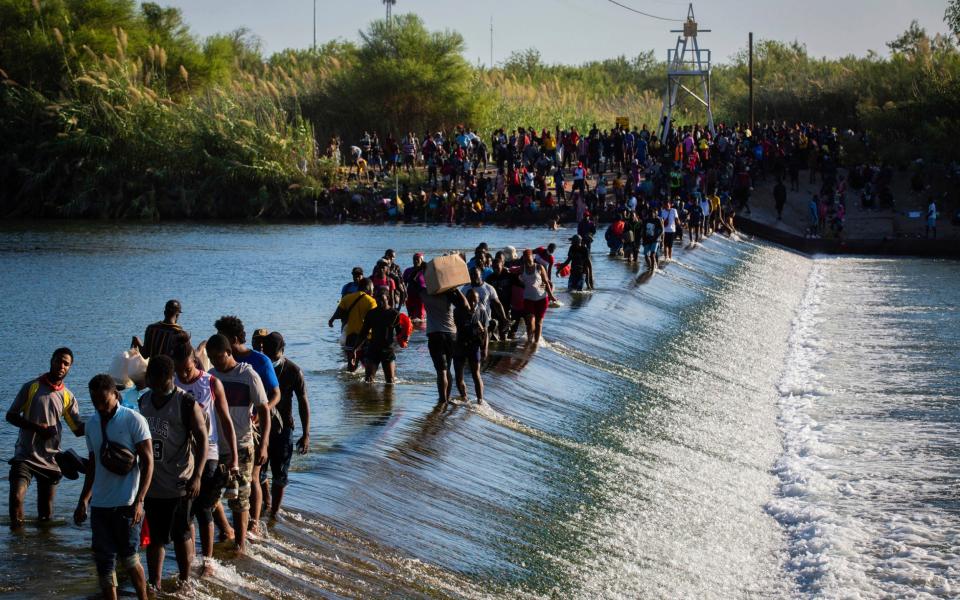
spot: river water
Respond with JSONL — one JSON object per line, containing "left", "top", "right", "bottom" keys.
{"left": 0, "top": 223, "right": 956, "bottom": 599}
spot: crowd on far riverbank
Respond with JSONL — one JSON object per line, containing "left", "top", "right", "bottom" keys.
{"left": 312, "top": 120, "right": 949, "bottom": 240}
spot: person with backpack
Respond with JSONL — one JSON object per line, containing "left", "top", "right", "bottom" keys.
{"left": 138, "top": 356, "right": 208, "bottom": 589}
{"left": 7, "top": 347, "right": 84, "bottom": 528}
{"left": 641, "top": 208, "right": 664, "bottom": 271}
{"left": 453, "top": 289, "right": 488, "bottom": 404}
{"left": 74, "top": 373, "right": 153, "bottom": 600}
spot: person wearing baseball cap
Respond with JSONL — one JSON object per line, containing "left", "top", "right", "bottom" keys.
{"left": 134, "top": 299, "right": 188, "bottom": 360}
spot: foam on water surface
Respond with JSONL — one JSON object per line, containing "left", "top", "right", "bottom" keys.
{"left": 771, "top": 258, "right": 960, "bottom": 599}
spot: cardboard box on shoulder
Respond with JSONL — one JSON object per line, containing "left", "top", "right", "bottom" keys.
{"left": 425, "top": 254, "right": 470, "bottom": 295}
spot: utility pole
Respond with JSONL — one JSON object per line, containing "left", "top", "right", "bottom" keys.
{"left": 490, "top": 16, "right": 494, "bottom": 67}
{"left": 312, "top": 0, "right": 316, "bottom": 51}
{"left": 748, "top": 32, "right": 754, "bottom": 129}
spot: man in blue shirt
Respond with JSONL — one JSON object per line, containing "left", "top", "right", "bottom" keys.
{"left": 340, "top": 267, "right": 364, "bottom": 297}
{"left": 74, "top": 374, "right": 153, "bottom": 600}
{"left": 214, "top": 316, "right": 279, "bottom": 535}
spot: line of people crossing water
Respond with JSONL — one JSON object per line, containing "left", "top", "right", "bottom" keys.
{"left": 6, "top": 308, "right": 309, "bottom": 598}
{"left": 4, "top": 230, "right": 605, "bottom": 598}
{"left": 328, "top": 242, "right": 585, "bottom": 406}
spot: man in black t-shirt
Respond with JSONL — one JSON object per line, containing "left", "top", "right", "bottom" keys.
{"left": 640, "top": 208, "right": 664, "bottom": 272}
{"left": 484, "top": 254, "right": 514, "bottom": 337}
{"left": 251, "top": 331, "right": 309, "bottom": 521}
{"left": 357, "top": 287, "right": 403, "bottom": 384}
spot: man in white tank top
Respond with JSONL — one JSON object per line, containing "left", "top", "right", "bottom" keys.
{"left": 172, "top": 342, "right": 239, "bottom": 565}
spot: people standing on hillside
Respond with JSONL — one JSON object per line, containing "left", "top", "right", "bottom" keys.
{"left": 135, "top": 300, "right": 187, "bottom": 359}
{"left": 251, "top": 331, "right": 309, "bottom": 521}
{"left": 7, "top": 347, "right": 84, "bottom": 528}
{"left": 74, "top": 373, "right": 153, "bottom": 600}
{"left": 138, "top": 355, "right": 208, "bottom": 590}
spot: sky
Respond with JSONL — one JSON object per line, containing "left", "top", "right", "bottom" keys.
{"left": 163, "top": 0, "right": 953, "bottom": 65}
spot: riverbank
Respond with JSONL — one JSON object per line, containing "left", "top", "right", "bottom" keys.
{"left": 735, "top": 168, "right": 960, "bottom": 258}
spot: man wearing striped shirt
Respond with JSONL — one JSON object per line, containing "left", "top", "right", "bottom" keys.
{"left": 135, "top": 300, "right": 188, "bottom": 359}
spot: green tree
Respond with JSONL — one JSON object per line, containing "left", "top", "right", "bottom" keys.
{"left": 315, "top": 14, "right": 478, "bottom": 137}
{"left": 947, "top": 0, "right": 960, "bottom": 41}
{"left": 887, "top": 20, "right": 928, "bottom": 55}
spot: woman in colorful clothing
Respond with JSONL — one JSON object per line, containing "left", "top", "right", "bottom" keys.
{"left": 516, "top": 249, "right": 557, "bottom": 345}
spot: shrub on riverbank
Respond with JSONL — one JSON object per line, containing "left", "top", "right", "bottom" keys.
{"left": 0, "top": 1, "right": 336, "bottom": 218}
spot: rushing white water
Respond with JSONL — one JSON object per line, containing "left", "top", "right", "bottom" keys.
{"left": 770, "top": 257, "right": 960, "bottom": 599}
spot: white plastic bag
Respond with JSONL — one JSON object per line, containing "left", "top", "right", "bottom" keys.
{"left": 108, "top": 348, "right": 148, "bottom": 388}
{"left": 196, "top": 345, "right": 212, "bottom": 372}
{"left": 124, "top": 349, "right": 148, "bottom": 387}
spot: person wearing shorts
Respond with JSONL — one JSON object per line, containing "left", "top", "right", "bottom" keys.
{"left": 75, "top": 374, "right": 153, "bottom": 600}
{"left": 640, "top": 208, "right": 664, "bottom": 271}
{"left": 423, "top": 285, "right": 468, "bottom": 405}
{"left": 453, "top": 290, "right": 488, "bottom": 404}
{"left": 357, "top": 287, "right": 403, "bottom": 383}
{"left": 517, "top": 249, "right": 556, "bottom": 345}
{"left": 660, "top": 199, "right": 679, "bottom": 261}
{"left": 173, "top": 341, "right": 238, "bottom": 562}
{"left": 205, "top": 334, "right": 267, "bottom": 556}
{"left": 139, "top": 356, "right": 207, "bottom": 588}
{"left": 252, "top": 331, "right": 309, "bottom": 520}
{"left": 329, "top": 280, "right": 377, "bottom": 372}
{"left": 7, "top": 348, "right": 83, "bottom": 528}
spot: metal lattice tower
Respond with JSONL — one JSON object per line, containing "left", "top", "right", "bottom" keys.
{"left": 658, "top": 3, "right": 716, "bottom": 144}
{"left": 383, "top": 0, "right": 396, "bottom": 27}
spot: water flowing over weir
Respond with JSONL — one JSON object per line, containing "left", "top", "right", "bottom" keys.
{"left": 2, "top": 223, "right": 956, "bottom": 599}
{"left": 770, "top": 257, "right": 960, "bottom": 598}
{"left": 183, "top": 232, "right": 814, "bottom": 600}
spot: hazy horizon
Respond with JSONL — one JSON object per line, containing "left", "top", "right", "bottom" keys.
{"left": 162, "top": 0, "right": 952, "bottom": 65}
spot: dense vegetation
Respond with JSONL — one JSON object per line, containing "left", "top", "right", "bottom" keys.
{"left": 1, "top": 0, "right": 958, "bottom": 219}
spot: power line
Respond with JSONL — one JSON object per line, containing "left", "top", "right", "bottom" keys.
{"left": 605, "top": 0, "right": 684, "bottom": 22}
